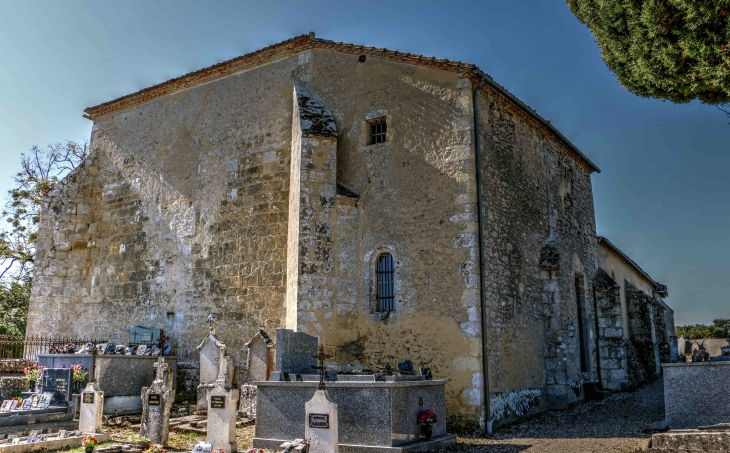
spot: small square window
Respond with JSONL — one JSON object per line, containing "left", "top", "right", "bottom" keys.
{"left": 368, "top": 118, "right": 387, "bottom": 145}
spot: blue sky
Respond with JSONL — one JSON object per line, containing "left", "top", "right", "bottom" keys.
{"left": 0, "top": 0, "right": 726, "bottom": 325}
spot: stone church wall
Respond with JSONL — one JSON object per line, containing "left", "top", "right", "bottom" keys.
{"left": 476, "top": 87, "right": 599, "bottom": 423}
{"left": 28, "top": 47, "right": 603, "bottom": 429}
{"left": 299, "top": 50, "right": 486, "bottom": 427}
{"left": 28, "top": 53, "right": 305, "bottom": 364}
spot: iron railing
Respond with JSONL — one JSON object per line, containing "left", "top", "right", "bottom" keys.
{"left": 0, "top": 335, "right": 104, "bottom": 374}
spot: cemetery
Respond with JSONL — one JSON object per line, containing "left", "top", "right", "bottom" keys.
{"left": 0, "top": 315, "right": 456, "bottom": 453}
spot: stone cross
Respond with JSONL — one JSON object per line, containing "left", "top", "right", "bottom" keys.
{"left": 153, "top": 356, "right": 169, "bottom": 385}
{"left": 207, "top": 314, "right": 217, "bottom": 335}
{"left": 216, "top": 346, "right": 232, "bottom": 389}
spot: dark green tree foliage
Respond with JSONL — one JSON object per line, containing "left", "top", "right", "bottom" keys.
{"left": 676, "top": 318, "right": 730, "bottom": 339}
{"left": 567, "top": 0, "right": 730, "bottom": 104}
{"left": 0, "top": 141, "right": 87, "bottom": 335}
{"left": 0, "top": 281, "right": 31, "bottom": 335}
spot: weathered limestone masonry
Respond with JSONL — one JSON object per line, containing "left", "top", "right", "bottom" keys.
{"left": 27, "top": 33, "right": 662, "bottom": 429}
{"left": 476, "top": 87, "right": 599, "bottom": 422}
{"left": 596, "top": 237, "right": 676, "bottom": 388}
{"left": 593, "top": 268, "right": 629, "bottom": 391}
{"left": 625, "top": 282, "right": 660, "bottom": 384}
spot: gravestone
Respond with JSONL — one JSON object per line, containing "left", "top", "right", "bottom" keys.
{"left": 305, "top": 390, "right": 338, "bottom": 453}
{"left": 41, "top": 368, "right": 72, "bottom": 404}
{"left": 271, "top": 329, "right": 318, "bottom": 381}
{"left": 245, "top": 327, "right": 273, "bottom": 383}
{"left": 207, "top": 349, "right": 239, "bottom": 453}
{"left": 396, "top": 360, "right": 414, "bottom": 375}
{"left": 140, "top": 357, "right": 175, "bottom": 446}
{"left": 129, "top": 326, "right": 162, "bottom": 346}
{"left": 78, "top": 381, "right": 104, "bottom": 433}
{"left": 197, "top": 314, "right": 233, "bottom": 410}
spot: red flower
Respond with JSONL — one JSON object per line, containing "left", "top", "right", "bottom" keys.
{"left": 418, "top": 409, "right": 437, "bottom": 424}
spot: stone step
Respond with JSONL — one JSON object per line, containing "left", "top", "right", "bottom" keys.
{"left": 651, "top": 430, "right": 730, "bottom": 451}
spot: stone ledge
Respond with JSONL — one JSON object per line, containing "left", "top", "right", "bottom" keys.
{"left": 650, "top": 430, "right": 730, "bottom": 451}
{"left": 662, "top": 361, "right": 730, "bottom": 368}
{"left": 253, "top": 434, "right": 457, "bottom": 453}
{"left": 253, "top": 380, "right": 447, "bottom": 389}
{"left": 0, "top": 433, "right": 111, "bottom": 453}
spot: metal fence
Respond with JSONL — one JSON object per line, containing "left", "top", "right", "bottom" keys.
{"left": 0, "top": 335, "right": 103, "bottom": 374}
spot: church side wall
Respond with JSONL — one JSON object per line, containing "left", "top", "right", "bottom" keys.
{"left": 305, "top": 50, "right": 485, "bottom": 428}
{"left": 28, "top": 54, "right": 307, "bottom": 365}
{"left": 476, "top": 88, "right": 599, "bottom": 424}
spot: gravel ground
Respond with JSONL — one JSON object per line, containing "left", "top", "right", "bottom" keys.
{"left": 449, "top": 379, "right": 665, "bottom": 453}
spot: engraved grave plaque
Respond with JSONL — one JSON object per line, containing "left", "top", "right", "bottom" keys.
{"left": 210, "top": 395, "right": 226, "bottom": 409}
{"left": 309, "top": 413, "right": 330, "bottom": 429}
{"left": 147, "top": 393, "right": 161, "bottom": 406}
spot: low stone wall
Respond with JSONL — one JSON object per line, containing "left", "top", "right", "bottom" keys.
{"left": 663, "top": 362, "right": 730, "bottom": 429}
{"left": 678, "top": 337, "right": 730, "bottom": 358}
{"left": 0, "top": 377, "right": 28, "bottom": 399}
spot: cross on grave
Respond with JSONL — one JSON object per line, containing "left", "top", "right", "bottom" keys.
{"left": 311, "top": 345, "right": 332, "bottom": 391}
{"left": 207, "top": 314, "right": 217, "bottom": 335}
{"left": 153, "top": 356, "right": 169, "bottom": 385}
{"left": 216, "top": 346, "right": 233, "bottom": 389}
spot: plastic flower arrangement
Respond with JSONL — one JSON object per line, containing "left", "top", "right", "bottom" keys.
{"left": 72, "top": 364, "right": 88, "bottom": 383}
{"left": 82, "top": 435, "right": 99, "bottom": 449}
{"left": 417, "top": 409, "right": 437, "bottom": 425}
{"left": 23, "top": 364, "right": 43, "bottom": 382}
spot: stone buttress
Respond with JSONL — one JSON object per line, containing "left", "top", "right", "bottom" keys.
{"left": 285, "top": 83, "right": 338, "bottom": 333}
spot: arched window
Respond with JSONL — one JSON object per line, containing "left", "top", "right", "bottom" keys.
{"left": 377, "top": 253, "right": 395, "bottom": 312}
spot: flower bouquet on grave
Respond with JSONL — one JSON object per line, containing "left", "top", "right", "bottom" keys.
{"left": 417, "top": 409, "right": 437, "bottom": 440}
{"left": 72, "top": 364, "right": 88, "bottom": 393}
{"left": 82, "top": 435, "right": 99, "bottom": 453}
{"left": 23, "top": 364, "right": 43, "bottom": 392}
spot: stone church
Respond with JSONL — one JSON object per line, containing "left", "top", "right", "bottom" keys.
{"left": 26, "top": 33, "right": 673, "bottom": 429}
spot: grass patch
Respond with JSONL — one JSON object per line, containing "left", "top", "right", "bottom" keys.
{"left": 167, "top": 431, "right": 205, "bottom": 451}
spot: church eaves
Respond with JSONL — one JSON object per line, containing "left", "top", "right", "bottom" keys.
{"left": 83, "top": 32, "right": 600, "bottom": 173}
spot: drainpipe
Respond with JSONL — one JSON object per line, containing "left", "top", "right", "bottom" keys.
{"left": 472, "top": 75, "right": 491, "bottom": 435}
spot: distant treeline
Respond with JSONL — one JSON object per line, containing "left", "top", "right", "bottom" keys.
{"left": 676, "top": 319, "right": 730, "bottom": 339}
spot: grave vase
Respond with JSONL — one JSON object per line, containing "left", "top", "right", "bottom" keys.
{"left": 29, "top": 380, "right": 36, "bottom": 392}
{"left": 420, "top": 423, "right": 433, "bottom": 440}
{"left": 84, "top": 446, "right": 94, "bottom": 453}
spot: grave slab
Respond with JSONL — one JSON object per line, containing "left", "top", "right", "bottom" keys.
{"left": 253, "top": 379, "right": 453, "bottom": 453}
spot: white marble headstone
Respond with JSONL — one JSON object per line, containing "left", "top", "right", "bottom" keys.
{"left": 305, "top": 390, "right": 338, "bottom": 453}
{"left": 78, "top": 382, "right": 104, "bottom": 434}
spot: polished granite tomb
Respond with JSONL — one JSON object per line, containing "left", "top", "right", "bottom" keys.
{"left": 252, "top": 375, "right": 455, "bottom": 453}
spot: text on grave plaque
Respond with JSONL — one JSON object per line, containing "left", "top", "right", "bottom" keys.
{"left": 82, "top": 393, "right": 94, "bottom": 404}
{"left": 308, "top": 413, "right": 330, "bottom": 429}
{"left": 147, "top": 393, "right": 161, "bottom": 406}
{"left": 210, "top": 396, "right": 226, "bottom": 409}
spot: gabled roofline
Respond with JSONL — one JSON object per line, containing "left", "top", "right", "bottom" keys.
{"left": 83, "top": 32, "right": 599, "bottom": 173}
{"left": 598, "top": 236, "right": 665, "bottom": 295}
